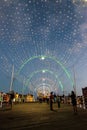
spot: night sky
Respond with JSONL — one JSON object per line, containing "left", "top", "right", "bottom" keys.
{"left": 0, "top": 0, "right": 87, "bottom": 96}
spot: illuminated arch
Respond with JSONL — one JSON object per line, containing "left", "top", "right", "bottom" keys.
{"left": 34, "top": 83, "right": 55, "bottom": 91}
{"left": 35, "top": 83, "right": 51, "bottom": 92}
{"left": 36, "top": 84, "right": 52, "bottom": 94}
{"left": 17, "top": 55, "right": 74, "bottom": 87}
{"left": 28, "top": 83, "right": 51, "bottom": 95}
{"left": 24, "top": 69, "right": 64, "bottom": 93}
{"left": 36, "top": 85, "right": 51, "bottom": 97}
{"left": 29, "top": 77, "right": 59, "bottom": 95}
{"left": 25, "top": 69, "right": 57, "bottom": 86}
{"left": 32, "top": 77, "right": 57, "bottom": 88}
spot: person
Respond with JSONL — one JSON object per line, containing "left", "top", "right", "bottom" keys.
{"left": 56, "top": 95, "right": 60, "bottom": 108}
{"left": 50, "top": 92, "right": 54, "bottom": 110}
{"left": 0, "top": 92, "right": 3, "bottom": 108}
{"left": 9, "top": 91, "right": 15, "bottom": 109}
{"left": 71, "top": 91, "right": 77, "bottom": 114}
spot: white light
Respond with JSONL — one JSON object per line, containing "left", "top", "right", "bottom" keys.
{"left": 41, "top": 56, "right": 45, "bottom": 60}
{"left": 42, "top": 70, "right": 45, "bottom": 73}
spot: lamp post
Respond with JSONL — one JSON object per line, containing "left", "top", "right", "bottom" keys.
{"left": 10, "top": 65, "right": 14, "bottom": 91}
{"left": 73, "top": 65, "right": 77, "bottom": 96}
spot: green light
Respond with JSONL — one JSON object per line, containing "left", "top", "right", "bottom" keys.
{"left": 17, "top": 55, "right": 74, "bottom": 87}
{"left": 23, "top": 69, "right": 64, "bottom": 93}
{"left": 25, "top": 69, "right": 58, "bottom": 86}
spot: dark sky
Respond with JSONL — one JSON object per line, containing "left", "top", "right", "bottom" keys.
{"left": 0, "top": 0, "right": 87, "bottom": 96}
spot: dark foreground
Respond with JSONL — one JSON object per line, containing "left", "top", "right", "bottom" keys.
{"left": 0, "top": 103, "right": 87, "bottom": 130}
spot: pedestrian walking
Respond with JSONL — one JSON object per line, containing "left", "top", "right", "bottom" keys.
{"left": 71, "top": 91, "right": 77, "bottom": 114}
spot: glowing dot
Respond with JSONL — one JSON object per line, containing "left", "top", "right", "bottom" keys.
{"left": 41, "top": 56, "right": 45, "bottom": 60}
{"left": 42, "top": 70, "right": 45, "bottom": 73}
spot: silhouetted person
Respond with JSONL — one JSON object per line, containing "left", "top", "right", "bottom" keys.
{"left": 9, "top": 95, "right": 12, "bottom": 109}
{"left": 50, "top": 92, "right": 54, "bottom": 110}
{"left": 71, "top": 91, "right": 77, "bottom": 114}
{"left": 9, "top": 91, "right": 15, "bottom": 109}
{"left": 57, "top": 95, "right": 60, "bottom": 108}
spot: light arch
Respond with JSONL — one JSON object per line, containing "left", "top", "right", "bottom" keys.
{"left": 17, "top": 55, "right": 74, "bottom": 87}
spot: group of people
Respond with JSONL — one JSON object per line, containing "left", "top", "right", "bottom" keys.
{"left": 49, "top": 91, "right": 77, "bottom": 114}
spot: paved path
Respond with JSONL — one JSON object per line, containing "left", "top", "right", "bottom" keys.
{"left": 0, "top": 103, "right": 87, "bottom": 130}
